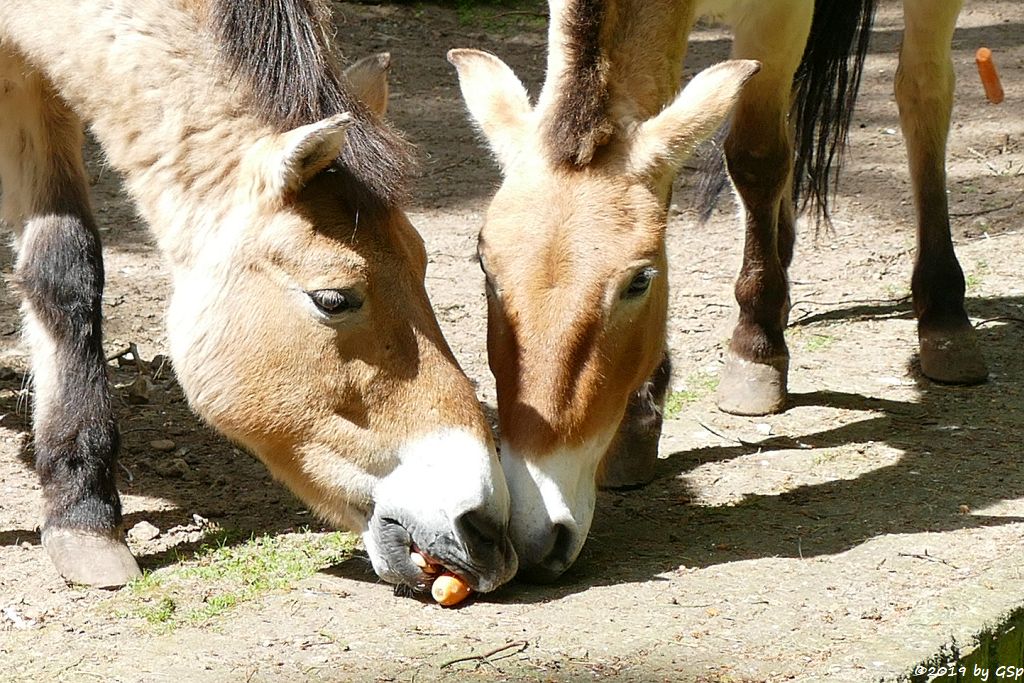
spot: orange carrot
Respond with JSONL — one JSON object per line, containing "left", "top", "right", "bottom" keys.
{"left": 976, "top": 47, "right": 1004, "bottom": 104}
{"left": 431, "top": 573, "right": 472, "bottom": 606}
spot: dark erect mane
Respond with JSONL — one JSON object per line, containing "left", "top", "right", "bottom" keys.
{"left": 208, "top": 0, "right": 412, "bottom": 213}
{"left": 543, "top": 0, "right": 616, "bottom": 168}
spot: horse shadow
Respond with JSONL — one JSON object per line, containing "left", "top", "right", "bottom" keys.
{"left": 0, "top": 358, "right": 320, "bottom": 573}
{"left": 483, "top": 292, "right": 1024, "bottom": 603}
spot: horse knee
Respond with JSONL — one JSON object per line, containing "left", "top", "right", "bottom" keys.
{"left": 725, "top": 136, "right": 792, "bottom": 207}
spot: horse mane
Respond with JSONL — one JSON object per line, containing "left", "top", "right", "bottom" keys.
{"left": 207, "top": 0, "right": 413, "bottom": 212}
{"left": 542, "top": 0, "right": 617, "bottom": 168}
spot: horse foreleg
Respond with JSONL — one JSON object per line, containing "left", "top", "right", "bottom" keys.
{"left": 897, "top": 0, "right": 986, "bottom": 383}
{"left": 715, "top": 3, "right": 812, "bottom": 416}
{"left": 597, "top": 354, "right": 671, "bottom": 489}
{"left": 0, "top": 53, "right": 140, "bottom": 587}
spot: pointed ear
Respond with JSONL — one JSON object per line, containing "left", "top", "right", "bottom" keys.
{"left": 447, "top": 48, "right": 533, "bottom": 171}
{"left": 269, "top": 113, "right": 352, "bottom": 198}
{"left": 626, "top": 60, "right": 761, "bottom": 180}
{"left": 345, "top": 52, "right": 391, "bottom": 118}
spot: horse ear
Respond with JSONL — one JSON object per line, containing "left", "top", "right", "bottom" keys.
{"left": 448, "top": 48, "right": 533, "bottom": 172}
{"left": 626, "top": 60, "right": 761, "bottom": 180}
{"left": 269, "top": 113, "right": 352, "bottom": 197}
{"left": 345, "top": 52, "right": 391, "bottom": 118}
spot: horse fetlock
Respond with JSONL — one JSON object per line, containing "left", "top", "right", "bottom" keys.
{"left": 716, "top": 351, "right": 789, "bottom": 416}
{"left": 918, "top": 323, "right": 988, "bottom": 385}
{"left": 41, "top": 526, "right": 141, "bottom": 589}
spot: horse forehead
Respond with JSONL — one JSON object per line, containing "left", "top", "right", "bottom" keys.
{"left": 485, "top": 170, "right": 659, "bottom": 249}
{"left": 482, "top": 202, "right": 661, "bottom": 286}
{"left": 259, "top": 198, "right": 414, "bottom": 269}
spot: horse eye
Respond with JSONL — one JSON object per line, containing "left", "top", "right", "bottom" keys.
{"left": 308, "top": 289, "right": 362, "bottom": 315}
{"left": 622, "top": 267, "right": 657, "bottom": 300}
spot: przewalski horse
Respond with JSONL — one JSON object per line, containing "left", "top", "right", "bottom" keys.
{"left": 449, "top": 0, "right": 985, "bottom": 580}
{"left": 0, "top": 0, "right": 516, "bottom": 593}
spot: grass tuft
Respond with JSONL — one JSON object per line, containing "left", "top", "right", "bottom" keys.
{"left": 663, "top": 372, "right": 720, "bottom": 419}
{"left": 117, "top": 530, "right": 358, "bottom": 630}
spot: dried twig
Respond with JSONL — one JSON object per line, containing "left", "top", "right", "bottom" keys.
{"left": 424, "top": 157, "right": 470, "bottom": 178}
{"left": 439, "top": 640, "right": 528, "bottom": 670}
{"left": 950, "top": 199, "right": 1019, "bottom": 218}
{"left": 106, "top": 342, "right": 145, "bottom": 373}
{"left": 975, "top": 316, "right": 1024, "bottom": 328}
{"left": 493, "top": 9, "right": 548, "bottom": 19}
{"left": 696, "top": 420, "right": 758, "bottom": 448}
{"left": 897, "top": 550, "right": 957, "bottom": 569}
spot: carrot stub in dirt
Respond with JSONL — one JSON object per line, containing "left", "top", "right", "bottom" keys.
{"left": 431, "top": 573, "right": 472, "bottom": 606}
{"left": 976, "top": 47, "right": 1004, "bottom": 104}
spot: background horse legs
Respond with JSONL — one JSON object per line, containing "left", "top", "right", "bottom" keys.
{"left": 0, "top": 51, "right": 140, "bottom": 587}
{"left": 897, "top": 0, "right": 987, "bottom": 383}
{"left": 597, "top": 354, "right": 671, "bottom": 489}
{"left": 715, "top": 1, "right": 813, "bottom": 416}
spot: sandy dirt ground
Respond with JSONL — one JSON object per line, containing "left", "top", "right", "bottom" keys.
{"left": 1, "top": 1, "right": 1022, "bottom": 681}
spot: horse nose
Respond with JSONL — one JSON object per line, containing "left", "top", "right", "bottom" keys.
{"left": 517, "top": 521, "right": 578, "bottom": 583}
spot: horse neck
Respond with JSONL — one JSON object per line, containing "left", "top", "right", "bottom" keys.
{"left": 0, "top": 1, "right": 264, "bottom": 260}
{"left": 538, "top": 0, "right": 695, "bottom": 126}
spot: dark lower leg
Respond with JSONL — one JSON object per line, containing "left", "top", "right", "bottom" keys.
{"left": 12, "top": 100, "right": 139, "bottom": 585}
{"left": 597, "top": 354, "right": 671, "bottom": 489}
{"left": 896, "top": 2, "right": 986, "bottom": 384}
{"left": 716, "top": 123, "right": 792, "bottom": 416}
{"left": 20, "top": 204, "right": 140, "bottom": 587}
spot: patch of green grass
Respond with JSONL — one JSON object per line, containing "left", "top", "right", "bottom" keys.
{"left": 663, "top": 372, "right": 719, "bottom": 419}
{"left": 965, "top": 260, "right": 989, "bottom": 292}
{"left": 804, "top": 333, "right": 836, "bottom": 353}
{"left": 450, "top": 0, "right": 547, "bottom": 30}
{"left": 117, "top": 530, "right": 358, "bottom": 630}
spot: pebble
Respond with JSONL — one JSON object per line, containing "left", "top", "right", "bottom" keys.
{"left": 128, "top": 521, "right": 160, "bottom": 542}
{"left": 149, "top": 439, "right": 176, "bottom": 452}
{"left": 156, "top": 458, "right": 190, "bottom": 479}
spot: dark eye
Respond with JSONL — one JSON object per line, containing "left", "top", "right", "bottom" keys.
{"left": 308, "top": 288, "right": 362, "bottom": 315}
{"left": 622, "top": 267, "right": 657, "bottom": 300}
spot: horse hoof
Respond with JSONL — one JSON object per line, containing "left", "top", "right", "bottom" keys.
{"left": 597, "top": 426, "right": 660, "bottom": 490}
{"left": 716, "top": 353, "right": 788, "bottom": 416}
{"left": 919, "top": 327, "right": 988, "bottom": 384}
{"left": 42, "top": 527, "right": 142, "bottom": 589}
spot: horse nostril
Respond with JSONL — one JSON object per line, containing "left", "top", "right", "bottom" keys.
{"left": 547, "top": 523, "right": 573, "bottom": 566}
{"left": 518, "top": 522, "right": 577, "bottom": 584}
{"left": 455, "top": 509, "right": 506, "bottom": 555}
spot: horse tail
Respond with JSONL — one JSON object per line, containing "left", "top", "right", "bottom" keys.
{"left": 791, "top": 0, "right": 878, "bottom": 227}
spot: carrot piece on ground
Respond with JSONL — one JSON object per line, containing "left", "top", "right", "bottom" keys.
{"left": 976, "top": 47, "right": 1005, "bottom": 104}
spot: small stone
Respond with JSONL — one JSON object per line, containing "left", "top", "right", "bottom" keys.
{"left": 0, "top": 366, "right": 17, "bottom": 381}
{"left": 125, "top": 375, "right": 153, "bottom": 405}
{"left": 156, "top": 458, "right": 190, "bottom": 479}
{"left": 128, "top": 521, "right": 160, "bottom": 542}
{"left": 149, "top": 439, "right": 176, "bottom": 452}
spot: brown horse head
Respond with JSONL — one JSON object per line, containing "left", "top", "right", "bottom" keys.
{"left": 449, "top": 39, "right": 757, "bottom": 579}
{"left": 156, "top": 31, "right": 518, "bottom": 592}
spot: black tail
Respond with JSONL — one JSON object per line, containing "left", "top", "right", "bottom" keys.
{"left": 791, "top": 0, "right": 877, "bottom": 227}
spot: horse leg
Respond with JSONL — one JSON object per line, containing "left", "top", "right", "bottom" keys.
{"left": 715, "top": 2, "right": 812, "bottom": 416}
{"left": 0, "top": 52, "right": 140, "bottom": 587}
{"left": 897, "top": 0, "right": 986, "bottom": 383}
{"left": 597, "top": 354, "right": 671, "bottom": 489}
